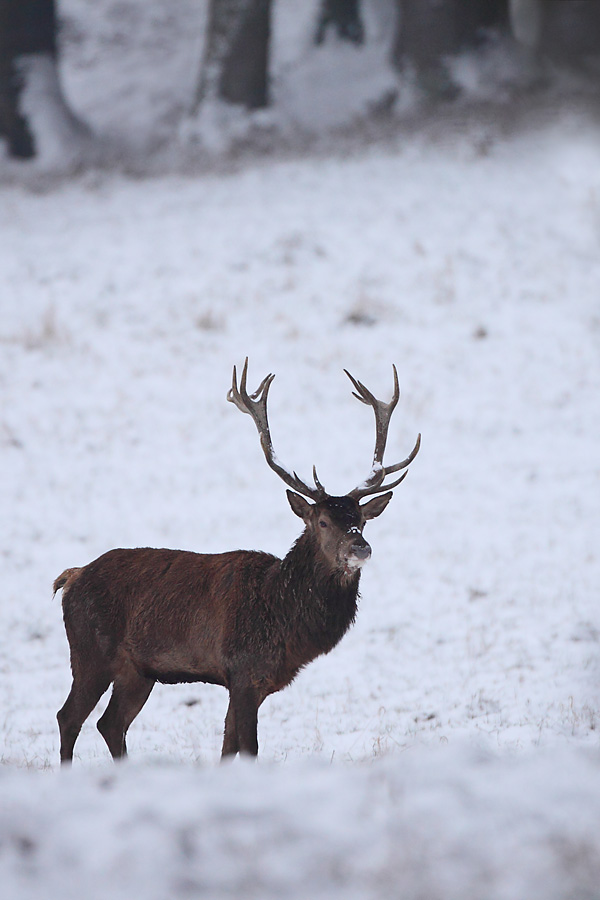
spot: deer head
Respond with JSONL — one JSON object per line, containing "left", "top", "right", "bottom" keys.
{"left": 228, "top": 359, "right": 420, "bottom": 576}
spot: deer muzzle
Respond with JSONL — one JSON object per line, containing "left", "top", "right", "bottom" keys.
{"left": 350, "top": 540, "right": 371, "bottom": 560}
{"left": 344, "top": 535, "right": 372, "bottom": 572}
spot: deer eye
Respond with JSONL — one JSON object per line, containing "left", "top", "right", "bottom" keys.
{"left": 319, "top": 520, "right": 328, "bottom": 528}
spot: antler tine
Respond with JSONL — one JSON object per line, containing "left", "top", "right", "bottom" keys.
{"left": 344, "top": 365, "right": 400, "bottom": 467}
{"left": 350, "top": 467, "right": 410, "bottom": 499}
{"left": 344, "top": 369, "right": 377, "bottom": 406}
{"left": 312, "top": 465, "right": 326, "bottom": 495}
{"left": 346, "top": 365, "right": 420, "bottom": 500}
{"left": 228, "top": 359, "right": 326, "bottom": 501}
{"left": 227, "top": 358, "right": 274, "bottom": 416}
{"left": 378, "top": 432, "right": 421, "bottom": 475}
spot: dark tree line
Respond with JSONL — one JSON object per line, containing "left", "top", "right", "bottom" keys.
{"left": 2, "top": 0, "right": 600, "bottom": 161}
{"left": 193, "top": 0, "right": 600, "bottom": 112}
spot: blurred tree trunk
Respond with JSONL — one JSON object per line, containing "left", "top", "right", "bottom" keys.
{"left": 195, "top": 0, "right": 272, "bottom": 111}
{"left": 508, "top": 0, "right": 542, "bottom": 50}
{"left": 0, "top": 0, "right": 88, "bottom": 161}
{"left": 0, "top": 0, "right": 57, "bottom": 157}
{"left": 510, "top": 1, "right": 600, "bottom": 73}
{"left": 537, "top": 0, "right": 600, "bottom": 67}
{"left": 392, "top": 0, "right": 509, "bottom": 96}
{"left": 314, "top": 0, "right": 365, "bottom": 46}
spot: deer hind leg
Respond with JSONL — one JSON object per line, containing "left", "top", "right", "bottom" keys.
{"left": 57, "top": 670, "right": 112, "bottom": 765}
{"left": 97, "top": 661, "right": 155, "bottom": 760}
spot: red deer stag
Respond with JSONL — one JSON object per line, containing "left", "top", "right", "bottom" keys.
{"left": 55, "top": 360, "right": 420, "bottom": 763}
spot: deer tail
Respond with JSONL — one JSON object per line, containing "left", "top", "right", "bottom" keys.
{"left": 53, "top": 567, "right": 83, "bottom": 598}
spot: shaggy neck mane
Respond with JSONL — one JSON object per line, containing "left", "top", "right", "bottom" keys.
{"left": 275, "top": 528, "right": 360, "bottom": 657}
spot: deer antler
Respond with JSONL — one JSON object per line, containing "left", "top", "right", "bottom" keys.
{"left": 346, "top": 364, "right": 421, "bottom": 500}
{"left": 228, "top": 358, "right": 327, "bottom": 501}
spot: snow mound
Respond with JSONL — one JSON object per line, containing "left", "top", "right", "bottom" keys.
{"left": 2, "top": 746, "right": 599, "bottom": 900}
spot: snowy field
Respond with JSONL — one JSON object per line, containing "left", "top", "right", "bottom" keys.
{"left": 2, "top": 1, "right": 600, "bottom": 897}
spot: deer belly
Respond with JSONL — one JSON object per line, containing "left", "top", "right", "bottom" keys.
{"left": 139, "top": 647, "right": 226, "bottom": 687}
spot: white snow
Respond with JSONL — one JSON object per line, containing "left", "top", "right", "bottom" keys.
{"left": 1, "top": 1, "right": 600, "bottom": 897}
{"left": 2, "top": 746, "right": 600, "bottom": 900}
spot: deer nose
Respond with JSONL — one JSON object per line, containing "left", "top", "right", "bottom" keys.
{"left": 350, "top": 539, "right": 371, "bottom": 560}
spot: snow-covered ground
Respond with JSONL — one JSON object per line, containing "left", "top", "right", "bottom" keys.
{"left": 1, "top": 1, "right": 600, "bottom": 897}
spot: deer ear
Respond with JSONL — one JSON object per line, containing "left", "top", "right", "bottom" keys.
{"left": 287, "top": 490, "right": 313, "bottom": 520}
{"left": 360, "top": 491, "right": 393, "bottom": 520}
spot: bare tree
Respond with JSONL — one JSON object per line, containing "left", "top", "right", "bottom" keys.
{"left": 392, "top": 0, "right": 509, "bottom": 97}
{"left": 0, "top": 0, "right": 89, "bottom": 162}
{"left": 195, "top": 0, "right": 272, "bottom": 111}
{"left": 314, "top": 0, "right": 365, "bottom": 46}
{"left": 532, "top": 0, "right": 600, "bottom": 68}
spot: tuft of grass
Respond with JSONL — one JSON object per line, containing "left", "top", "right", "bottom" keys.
{"left": 10, "top": 305, "right": 71, "bottom": 351}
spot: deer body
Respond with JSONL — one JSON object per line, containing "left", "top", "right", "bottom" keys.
{"left": 56, "top": 362, "right": 419, "bottom": 763}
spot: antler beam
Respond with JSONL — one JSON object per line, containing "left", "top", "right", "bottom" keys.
{"left": 228, "top": 358, "right": 326, "bottom": 501}
{"left": 346, "top": 364, "right": 421, "bottom": 499}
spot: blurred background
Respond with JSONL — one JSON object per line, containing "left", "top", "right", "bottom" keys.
{"left": 1, "top": 0, "right": 600, "bottom": 168}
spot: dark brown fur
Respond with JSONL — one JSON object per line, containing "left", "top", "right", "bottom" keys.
{"left": 55, "top": 491, "right": 391, "bottom": 763}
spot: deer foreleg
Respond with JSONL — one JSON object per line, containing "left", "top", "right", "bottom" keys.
{"left": 222, "top": 680, "right": 260, "bottom": 758}
{"left": 221, "top": 698, "right": 239, "bottom": 758}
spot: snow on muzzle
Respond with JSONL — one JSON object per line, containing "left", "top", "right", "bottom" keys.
{"left": 344, "top": 534, "right": 372, "bottom": 570}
